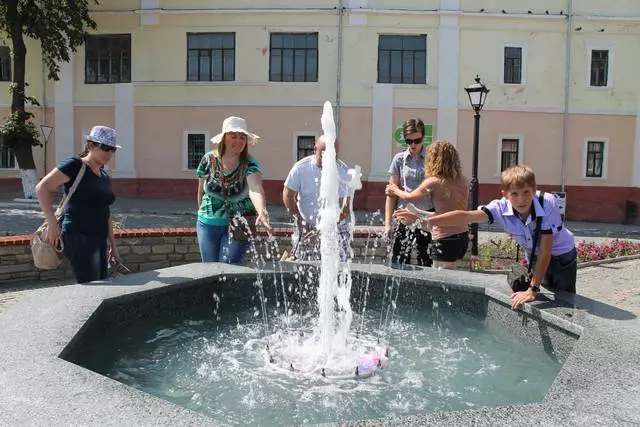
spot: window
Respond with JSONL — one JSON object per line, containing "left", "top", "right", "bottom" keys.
{"left": 0, "top": 146, "right": 16, "bottom": 169}
{"left": 269, "top": 33, "right": 318, "bottom": 82}
{"left": 185, "top": 133, "right": 207, "bottom": 170}
{"left": 0, "top": 46, "right": 10, "bottom": 81}
{"left": 187, "top": 33, "right": 235, "bottom": 81}
{"left": 496, "top": 135, "right": 523, "bottom": 174}
{"left": 590, "top": 49, "right": 609, "bottom": 87}
{"left": 85, "top": 34, "right": 131, "bottom": 84}
{"left": 500, "top": 138, "right": 520, "bottom": 171}
{"left": 585, "top": 141, "right": 605, "bottom": 178}
{"left": 296, "top": 135, "right": 316, "bottom": 160}
{"left": 377, "top": 35, "right": 426, "bottom": 84}
{"left": 503, "top": 46, "right": 522, "bottom": 84}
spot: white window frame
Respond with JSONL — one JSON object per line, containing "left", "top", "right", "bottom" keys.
{"left": 496, "top": 134, "right": 524, "bottom": 176}
{"left": 500, "top": 43, "right": 527, "bottom": 85}
{"left": 0, "top": 146, "right": 17, "bottom": 170}
{"left": 586, "top": 44, "right": 614, "bottom": 89}
{"left": 582, "top": 137, "right": 608, "bottom": 180}
{"left": 292, "top": 132, "right": 318, "bottom": 163}
{"left": 182, "top": 130, "right": 210, "bottom": 172}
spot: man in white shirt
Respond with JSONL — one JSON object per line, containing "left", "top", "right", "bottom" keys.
{"left": 283, "top": 135, "right": 351, "bottom": 261}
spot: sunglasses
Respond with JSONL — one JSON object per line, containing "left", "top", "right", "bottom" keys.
{"left": 404, "top": 138, "right": 424, "bottom": 145}
{"left": 92, "top": 142, "right": 117, "bottom": 153}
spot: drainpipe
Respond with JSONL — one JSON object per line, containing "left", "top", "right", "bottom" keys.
{"left": 335, "top": 2, "right": 344, "bottom": 133}
{"left": 560, "top": 0, "right": 573, "bottom": 191}
{"left": 41, "top": 55, "right": 47, "bottom": 173}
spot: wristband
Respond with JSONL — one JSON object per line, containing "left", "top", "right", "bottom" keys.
{"left": 529, "top": 284, "right": 540, "bottom": 294}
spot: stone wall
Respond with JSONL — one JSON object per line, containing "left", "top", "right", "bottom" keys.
{"left": 0, "top": 227, "right": 394, "bottom": 284}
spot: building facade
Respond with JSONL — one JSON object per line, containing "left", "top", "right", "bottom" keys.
{"left": 1, "top": 0, "right": 640, "bottom": 222}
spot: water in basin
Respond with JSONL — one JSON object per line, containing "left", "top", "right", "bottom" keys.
{"left": 88, "top": 291, "right": 561, "bottom": 426}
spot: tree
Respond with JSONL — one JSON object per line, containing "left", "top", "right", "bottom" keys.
{"left": 0, "top": 0, "right": 97, "bottom": 198}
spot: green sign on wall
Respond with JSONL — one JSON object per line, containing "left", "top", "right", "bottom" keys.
{"left": 393, "top": 124, "right": 434, "bottom": 148}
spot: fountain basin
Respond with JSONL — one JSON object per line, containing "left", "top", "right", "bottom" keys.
{"left": 1, "top": 263, "right": 639, "bottom": 426}
{"left": 61, "top": 269, "right": 575, "bottom": 425}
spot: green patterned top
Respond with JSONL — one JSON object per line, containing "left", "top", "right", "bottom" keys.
{"left": 196, "top": 151, "right": 261, "bottom": 226}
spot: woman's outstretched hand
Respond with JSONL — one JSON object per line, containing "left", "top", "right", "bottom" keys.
{"left": 257, "top": 210, "right": 272, "bottom": 230}
{"left": 393, "top": 208, "right": 418, "bottom": 225}
{"left": 385, "top": 183, "right": 400, "bottom": 197}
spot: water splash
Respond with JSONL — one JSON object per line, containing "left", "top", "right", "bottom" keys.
{"left": 317, "top": 101, "right": 352, "bottom": 360}
{"left": 256, "top": 101, "right": 378, "bottom": 379}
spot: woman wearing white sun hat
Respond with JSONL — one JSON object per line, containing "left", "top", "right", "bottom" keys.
{"left": 35, "top": 125, "right": 120, "bottom": 283}
{"left": 195, "top": 116, "right": 271, "bottom": 263}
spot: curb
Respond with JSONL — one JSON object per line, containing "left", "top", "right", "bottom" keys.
{"left": 473, "top": 253, "right": 640, "bottom": 274}
{"left": 577, "top": 253, "right": 640, "bottom": 269}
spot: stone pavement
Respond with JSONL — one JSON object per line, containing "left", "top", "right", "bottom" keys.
{"left": 2, "top": 195, "right": 640, "bottom": 240}
{"left": 577, "top": 259, "right": 640, "bottom": 315}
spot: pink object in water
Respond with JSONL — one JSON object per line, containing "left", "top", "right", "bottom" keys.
{"left": 357, "top": 354, "right": 381, "bottom": 373}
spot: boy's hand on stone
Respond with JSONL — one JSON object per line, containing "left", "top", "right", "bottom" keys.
{"left": 511, "top": 289, "right": 537, "bottom": 310}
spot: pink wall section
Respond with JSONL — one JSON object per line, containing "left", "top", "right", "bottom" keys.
{"left": 133, "top": 106, "right": 379, "bottom": 180}
{"left": 337, "top": 107, "right": 373, "bottom": 174}
{"left": 456, "top": 110, "right": 565, "bottom": 185}
{"left": 134, "top": 106, "right": 331, "bottom": 180}
{"left": 565, "top": 114, "right": 635, "bottom": 187}
{"left": 3, "top": 104, "right": 639, "bottom": 223}
{"left": 456, "top": 110, "right": 635, "bottom": 187}
{"left": 4, "top": 105, "right": 634, "bottom": 189}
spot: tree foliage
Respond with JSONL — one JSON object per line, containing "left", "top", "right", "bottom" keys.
{"left": 0, "top": 0, "right": 98, "bottom": 169}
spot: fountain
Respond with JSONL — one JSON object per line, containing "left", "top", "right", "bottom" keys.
{"left": 262, "top": 102, "right": 386, "bottom": 381}
{"left": 48, "top": 103, "right": 583, "bottom": 425}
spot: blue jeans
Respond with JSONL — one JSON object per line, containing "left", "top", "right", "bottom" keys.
{"left": 61, "top": 232, "right": 108, "bottom": 283}
{"left": 196, "top": 220, "right": 250, "bottom": 263}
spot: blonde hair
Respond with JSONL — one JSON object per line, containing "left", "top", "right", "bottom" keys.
{"left": 500, "top": 164, "right": 536, "bottom": 191}
{"left": 425, "top": 140, "right": 462, "bottom": 180}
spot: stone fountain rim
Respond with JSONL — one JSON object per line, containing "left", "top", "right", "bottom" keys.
{"left": 0, "top": 262, "right": 638, "bottom": 426}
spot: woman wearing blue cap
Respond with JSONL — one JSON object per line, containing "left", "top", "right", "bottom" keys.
{"left": 36, "top": 125, "right": 120, "bottom": 283}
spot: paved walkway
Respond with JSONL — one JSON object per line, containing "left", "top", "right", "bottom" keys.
{"left": 2, "top": 196, "right": 640, "bottom": 240}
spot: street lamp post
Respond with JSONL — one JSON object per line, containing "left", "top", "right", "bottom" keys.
{"left": 464, "top": 75, "right": 490, "bottom": 256}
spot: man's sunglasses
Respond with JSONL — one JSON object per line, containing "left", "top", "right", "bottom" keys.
{"left": 404, "top": 138, "right": 423, "bottom": 145}
{"left": 92, "top": 142, "right": 117, "bottom": 153}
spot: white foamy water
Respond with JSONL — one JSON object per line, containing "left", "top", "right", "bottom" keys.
{"left": 317, "top": 101, "right": 354, "bottom": 362}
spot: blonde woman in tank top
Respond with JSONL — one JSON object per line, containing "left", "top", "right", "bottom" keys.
{"left": 386, "top": 140, "right": 469, "bottom": 269}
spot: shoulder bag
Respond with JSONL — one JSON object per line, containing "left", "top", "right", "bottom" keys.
{"left": 31, "top": 162, "right": 87, "bottom": 270}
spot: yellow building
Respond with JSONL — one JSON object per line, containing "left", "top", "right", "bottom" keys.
{"left": 1, "top": 0, "right": 639, "bottom": 222}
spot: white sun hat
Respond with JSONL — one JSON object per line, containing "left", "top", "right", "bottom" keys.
{"left": 210, "top": 116, "right": 260, "bottom": 146}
